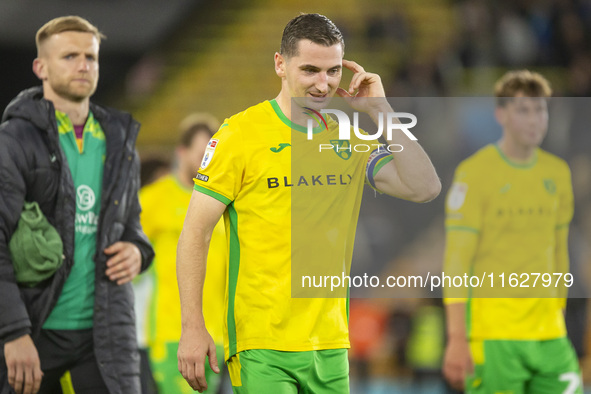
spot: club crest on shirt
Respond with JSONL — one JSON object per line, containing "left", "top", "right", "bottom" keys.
{"left": 200, "top": 139, "right": 218, "bottom": 170}
{"left": 447, "top": 182, "right": 468, "bottom": 211}
{"left": 543, "top": 179, "right": 556, "bottom": 194}
{"left": 330, "top": 139, "right": 351, "bottom": 160}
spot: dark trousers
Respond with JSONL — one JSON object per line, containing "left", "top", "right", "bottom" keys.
{"left": 0, "top": 329, "right": 108, "bottom": 394}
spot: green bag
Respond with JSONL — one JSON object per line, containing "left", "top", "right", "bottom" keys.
{"left": 8, "top": 201, "right": 64, "bottom": 287}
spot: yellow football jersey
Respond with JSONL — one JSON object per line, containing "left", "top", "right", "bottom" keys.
{"left": 444, "top": 144, "right": 573, "bottom": 340}
{"left": 193, "top": 99, "right": 376, "bottom": 361}
{"left": 138, "top": 174, "right": 226, "bottom": 347}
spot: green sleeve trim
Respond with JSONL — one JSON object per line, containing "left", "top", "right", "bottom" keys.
{"left": 556, "top": 223, "right": 570, "bottom": 230}
{"left": 193, "top": 185, "right": 231, "bottom": 205}
{"left": 226, "top": 202, "right": 240, "bottom": 358}
{"left": 372, "top": 155, "right": 394, "bottom": 177}
{"left": 445, "top": 225, "right": 480, "bottom": 234}
{"left": 219, "top": 123, "right": 229, "bottom": 130}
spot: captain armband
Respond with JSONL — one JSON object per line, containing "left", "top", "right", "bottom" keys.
{"left": 365, "top": 145, "right": 393, "bottom": 190}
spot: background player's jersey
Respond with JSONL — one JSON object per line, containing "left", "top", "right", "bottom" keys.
{"left": 444, "top": 144, "right": 573, "bottom": 340}
{"left": 193, "top": 100, "right": 375, "bottom": 361}
{"left": 136, "top": 174, "right": 226, "bottom": 349}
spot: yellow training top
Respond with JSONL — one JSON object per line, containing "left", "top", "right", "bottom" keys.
{"left": 138, "top": 174, "right": 226, "bottom": 347}
{"left": 444, "top": 144, "right": 573, "bottom": 340}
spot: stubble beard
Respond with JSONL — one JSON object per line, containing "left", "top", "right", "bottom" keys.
{"left": 51, "top": 79, "right": 97, "bottom": 103}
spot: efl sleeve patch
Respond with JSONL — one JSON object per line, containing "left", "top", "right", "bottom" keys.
{"left": 200, "top": 139, "right": 219, "bottom": 170}
{"left": 446, "top": 182, "right": 468, "bottom": 211}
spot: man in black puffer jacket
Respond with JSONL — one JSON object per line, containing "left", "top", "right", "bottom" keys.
{"left": 0, "top": 16, "right": 154, "bottom": 394}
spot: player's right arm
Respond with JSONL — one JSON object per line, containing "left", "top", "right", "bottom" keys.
{"left": 177, "top": 190, "right": 225, "bottom": 393}
{"left": 443, "top": 302, "right": 472, "bottom": 390}
{"left": 443, "top": 228, "right": 479, "bottom": 390}
{"left": 442, "top": 161, "right": 483, "bottom": 390}
{"left": 177, "top": 121, "right": 242, "bottom": 393}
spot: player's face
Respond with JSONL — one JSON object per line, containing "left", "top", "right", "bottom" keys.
{"left": 181, "top": 131, "right": 212, "bottom": 175}
{"left": 497, "top": 92, "right": 549, "bottom": 149}
{"left": 34, "top": 31, "right": 99, "bottom": 103}
{"left": 279, "top": 39, "right": 343, "bottom": 109}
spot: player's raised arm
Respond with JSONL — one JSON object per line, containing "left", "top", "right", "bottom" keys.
{"left": 177, "top": 191, "right": 225, "bottom": 393}
{"left": 337, "top": 59, "right": 441, "bottom": 202}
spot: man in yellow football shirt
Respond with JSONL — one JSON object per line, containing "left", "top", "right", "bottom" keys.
{"left": 177, "top": 13, "right": 441, "bottom": 393}
{"left": 137, "top": 115, "right": 226, "bottom": 394}
{"left": 442, "top": 70, "right": 581, "bottom": 393}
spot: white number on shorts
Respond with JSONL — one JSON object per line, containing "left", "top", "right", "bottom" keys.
{"left": 559, "top": 372, "right": 580, "bottom": 394}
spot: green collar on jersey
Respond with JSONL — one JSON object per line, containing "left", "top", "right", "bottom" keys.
{"left": 269, "top": 99, "right": 325, "bottom": 134}
{"left": 494, "top": 144, "right": 538, "bottom": 169}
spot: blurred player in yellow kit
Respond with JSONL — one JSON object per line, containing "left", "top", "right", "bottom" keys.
{"left": 136, "top": 115, "right": 226, "bottom": 393}
{"left": 443, "top": 70, "right": 581, "bottom": 393}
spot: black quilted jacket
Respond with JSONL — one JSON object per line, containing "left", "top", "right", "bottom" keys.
{"left": 0, "top": 87, "right": 154, "bottom": 394}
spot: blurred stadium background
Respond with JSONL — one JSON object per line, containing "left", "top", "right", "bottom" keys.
{"left": 2, "top": 0, "right": 591, "bottom": 393}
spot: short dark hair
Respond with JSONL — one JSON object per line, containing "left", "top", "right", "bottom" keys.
{"left": 178, "top": 113, "right": 218, "bottom": 147}
{"left": 494, "top": 70, "right": 552, "bottom": 107}
{"left": 179, "top": 124, "right": 214, "bottom": 148}
{"left": 280, "top": 13, "right": 344, "bottom": 58}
